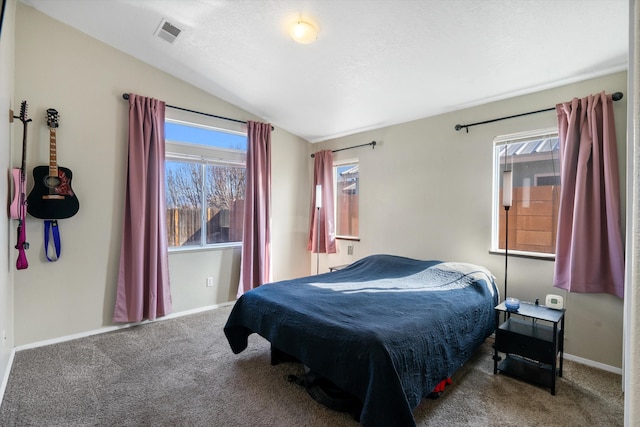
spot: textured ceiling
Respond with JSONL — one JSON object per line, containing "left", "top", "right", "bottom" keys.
{"left": 21, "top": 0, "right": 628, "bottom": 143}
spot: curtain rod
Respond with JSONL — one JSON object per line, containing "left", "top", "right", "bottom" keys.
{"left": 121, "top": 93, "right": 274, "bottom": 131}
{"left": 310, "top": 140, "right": 377, "bottom": 158}
{"left": 454, "top": 91, "right": 624, "bottom": 133}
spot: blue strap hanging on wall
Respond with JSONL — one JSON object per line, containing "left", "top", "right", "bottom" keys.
{"left": 44, "top": 220, "right": 61, "bottom": 262}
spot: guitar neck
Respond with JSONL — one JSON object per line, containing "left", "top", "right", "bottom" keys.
{"left": 20, "top": 122, "right": 28, "bottom": 180}
{"left": 17, "top": 101, "right": 30, "bottom": 181}
{"left": 49, "top": 127, "right": 58, "bottom": 177}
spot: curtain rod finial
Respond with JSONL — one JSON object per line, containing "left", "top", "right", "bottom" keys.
{"left": 122, "top": 93, "right": 130, "bottom": 100}
{"left": 612, "top": 92, "right": 623, "bottom": 101}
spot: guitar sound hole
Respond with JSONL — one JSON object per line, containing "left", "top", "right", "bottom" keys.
{"left": 44, "top": 176, "right": 61, "bottom": 188}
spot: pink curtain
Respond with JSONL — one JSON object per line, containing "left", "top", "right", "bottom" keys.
{"left": 307, "top": 150, "right": 337, "bottom": 254}
{"left": 113, "top": 94, "right": 172, "bottom": 322}
{"left": 553, "top": 92, "right": 624, "bottom": 298}
{"left": 237, "top": 121, "right": 272, "bottom": 297}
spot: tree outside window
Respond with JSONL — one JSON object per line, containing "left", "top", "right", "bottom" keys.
{"left": 165, "top": 120, "right": 246, "bottom": 249}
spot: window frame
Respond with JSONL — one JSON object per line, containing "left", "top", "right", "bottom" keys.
{"left": 333, "top": 158, "right": 360, "bottom": 240}
{"left": 164, "top": 114, "right": 247, "bottom": 252}
{"left": 490, "top": 128, "right": 559, "bottom": 260}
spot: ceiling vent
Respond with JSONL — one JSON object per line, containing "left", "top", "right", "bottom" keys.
{"left": 154, "top": 19, "right": 183, "bottom": 44}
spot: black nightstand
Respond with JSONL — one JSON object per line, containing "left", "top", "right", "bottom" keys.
{"left": 493, "top": 301, "right": 565, "bottom": 395}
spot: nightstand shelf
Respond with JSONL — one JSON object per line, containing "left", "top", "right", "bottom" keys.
{"left": 497, "top": 355, "right": 556, "bottom": 390}
{"left": 493, "top": 301, "right": 565, "bottom": 395}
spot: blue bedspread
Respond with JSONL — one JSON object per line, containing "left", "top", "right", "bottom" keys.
{"left": 224, "top": 254, "right": 498, "bottom": 427}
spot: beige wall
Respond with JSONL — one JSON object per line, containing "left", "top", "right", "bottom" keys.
{"left": 11, "top": 3, "right": 310, "bottom": 346}
{"left": 625, "top": 0, "right": 639, "bottom": 423}
{"left": 5, "top": 0, "right": 630, "bottom": 376}
{"left": 313, "top": 71, "right": 627, "bottom": 369}
{"left": 0, "top": 0, "right": 17, "bottom": 380}
{"left": 5, "top": 1, "right": 638, "bottom": 421}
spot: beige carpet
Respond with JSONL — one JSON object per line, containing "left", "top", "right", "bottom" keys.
{"left": 0, "top": 305, "right": 624, "bottom": 426}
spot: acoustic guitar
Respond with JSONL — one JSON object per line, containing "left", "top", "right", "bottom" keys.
{"left": 27, "top": 108, "right": 79, "bottom": 219}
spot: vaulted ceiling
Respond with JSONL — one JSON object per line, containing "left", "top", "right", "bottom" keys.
{"left": 21, "top": 0, "right": 628, "bottom": 142}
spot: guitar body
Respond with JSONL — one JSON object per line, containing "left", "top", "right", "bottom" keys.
{"left": 9, "top": 167, "right": 24, "bottom": 220}
{"left": 27, "top": 165, "right": 79, "bottom": 219}
{"left": 27, "top": 108, "right": 79, "bottom": 220}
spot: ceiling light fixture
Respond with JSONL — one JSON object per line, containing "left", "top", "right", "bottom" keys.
{"left": 290, "top": 20, "right": 318, "bottom": 44}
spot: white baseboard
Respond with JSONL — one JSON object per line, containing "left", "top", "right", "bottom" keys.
{"left": 563, "top": 352, "right": 622, "bottom": 375}
{"left": 0, "top": 348, "right": 16, "bottom": 406}
{"left": 14, "top": 301, "right": 235, "bottom": 352}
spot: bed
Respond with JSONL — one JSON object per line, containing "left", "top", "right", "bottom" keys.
{"left": 224, "top": 254, "right": 498, "bottom": 427}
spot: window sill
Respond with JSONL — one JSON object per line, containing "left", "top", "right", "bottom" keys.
{"left": 169, "top": 242, "right": 241, "bottom": 254}
{"left": 336, "top": 236, "right": 360, "bottom": 241}
{"left": 489, "top": 249, "right": 555, "bottom": 261}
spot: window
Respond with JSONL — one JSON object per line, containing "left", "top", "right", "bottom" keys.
{"left": 335, "top": 161, "right": 359, "bottom": 238}
{"left": 492, "top": 129, "right": 559, "bottom": 256}
{"left": 165, "top": 118, "right": 247, "bottom": 249}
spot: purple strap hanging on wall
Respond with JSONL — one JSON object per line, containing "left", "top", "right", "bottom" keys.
{"left": 44, "top": 220, "right": 61, "bottom": 262}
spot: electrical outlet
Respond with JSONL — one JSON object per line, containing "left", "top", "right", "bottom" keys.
{"left": 206, "top": 277, "right": 214, "bottom": 287}
{"left": 347, "top": 245, "right": 353, "bottom": 255}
